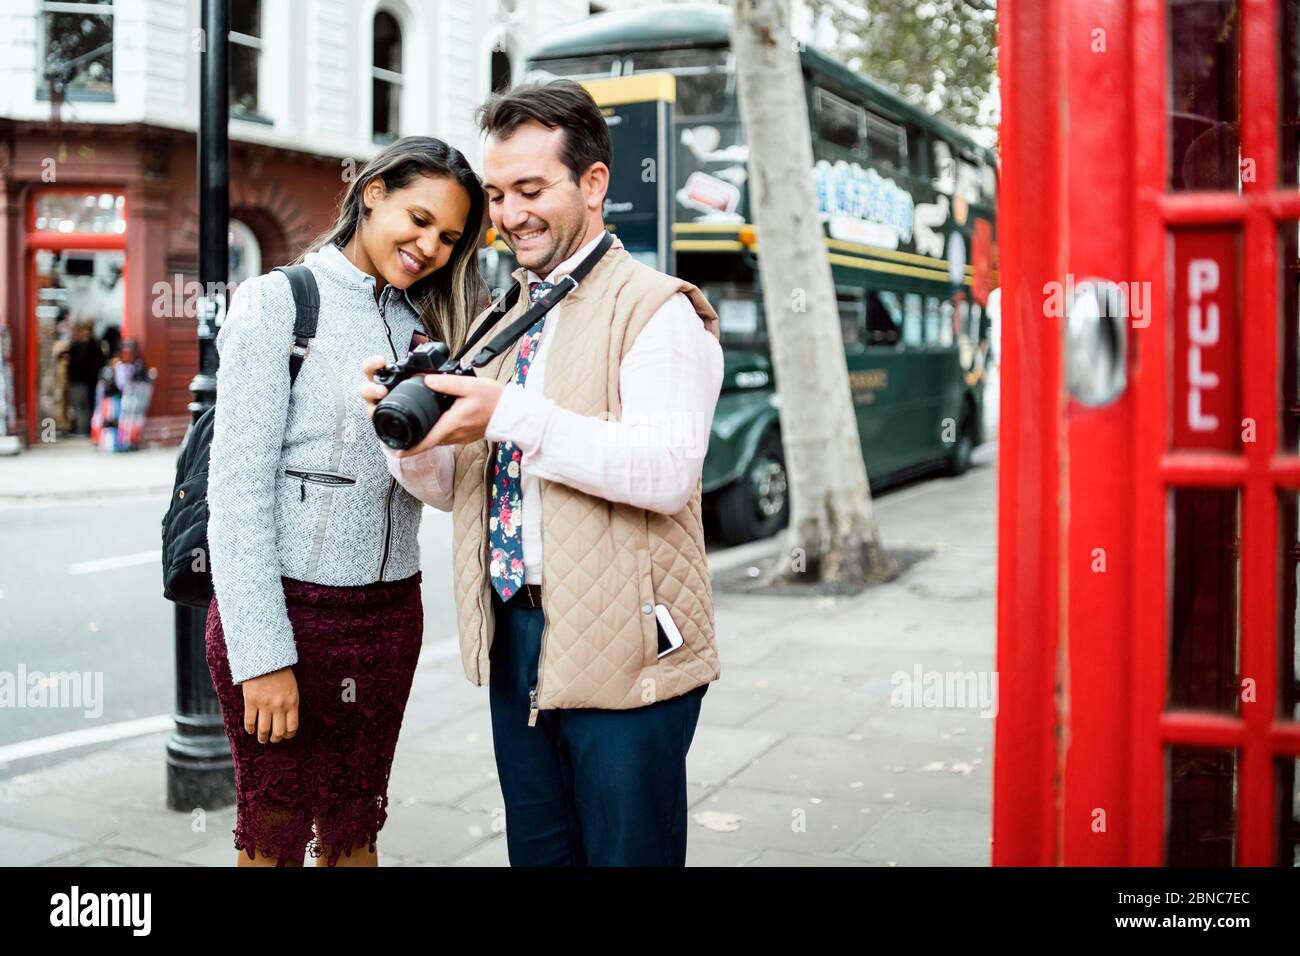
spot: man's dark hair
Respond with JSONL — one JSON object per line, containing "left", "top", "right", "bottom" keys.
{"left": 476, "top": 79, "right": 613, "bottom": 184}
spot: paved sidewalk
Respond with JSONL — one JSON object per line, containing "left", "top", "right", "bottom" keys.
{"left": 0, "top": 438, "right": 178, "bottom": 502}
{"left": 0, "top": 445, "right": 997, "bottom": 866}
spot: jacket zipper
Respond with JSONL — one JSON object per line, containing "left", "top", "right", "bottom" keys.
{"left": 377, "top": 476, "right": 397, "bottom": 580}
{"left": 376, "top": 287, "right": 400, "bottom": 582}
{"left": 286, "top": 469, "right": 357, "bottom": 503}
{"left": 284, "top": 468, "right": 357, "bottom": 485}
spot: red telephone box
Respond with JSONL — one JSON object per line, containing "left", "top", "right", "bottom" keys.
{"left": 995, "top": 0, "right": 1300, "bottom": 865}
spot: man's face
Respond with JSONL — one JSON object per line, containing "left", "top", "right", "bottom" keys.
{"left": 483, "top": 120, "right": 599, "bottom": 277}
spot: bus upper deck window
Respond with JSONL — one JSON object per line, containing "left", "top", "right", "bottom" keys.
{"left": 627, "top": 49, "right": 731, "bottom": 118}
{"left": 527, "top": 56, "right": 619, "bottom": 81}
{"left": 815, "top": 88, "right": 865, "bottom": 155}
{"left": 866, "top": 112, "right": 906, "bottom": 171}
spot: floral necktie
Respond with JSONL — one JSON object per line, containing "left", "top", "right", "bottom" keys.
{"left": 488, "top": 280, "right": 553, "bottom": 601}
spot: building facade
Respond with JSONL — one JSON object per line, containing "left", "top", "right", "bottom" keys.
{"left": 0, "top": 0, "right": 588, "bottom": 447}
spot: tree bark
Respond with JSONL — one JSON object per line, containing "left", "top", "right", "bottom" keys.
{"left": 731, "top": 0, "right": 895, "bottom": 586}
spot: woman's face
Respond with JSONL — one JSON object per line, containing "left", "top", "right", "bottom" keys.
{"left": 357, "top": 173, "right": 472, "bottom": 289}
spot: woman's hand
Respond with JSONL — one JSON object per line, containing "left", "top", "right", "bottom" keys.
{"left": 359, "top": 354, "right": 391, "bottom": 421}
{"left": 242, "top": 667, "right": 299, "bottom": 744}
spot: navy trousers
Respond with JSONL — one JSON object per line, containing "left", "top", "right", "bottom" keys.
{"left": 488, "top": 591, "right": 707, "bottom": 866}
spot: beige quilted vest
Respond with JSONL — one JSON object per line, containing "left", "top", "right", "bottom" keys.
{"left": 450, "top": 237, "right": 721, "bottom": 716}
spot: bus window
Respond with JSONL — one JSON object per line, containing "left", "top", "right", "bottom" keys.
{"left": 815, "top": 88, "right": 865, "bottom": 155}
{"left": 838, "top": 288, "right": 866, "bottom": 349}
{"left": 958, "top": 159, "right": 983, "bottom": 209}
{"left": 903, "top": 293, "right": 923, "bottom": 347}
{"left": 980, "top": 163, "right": 998, "bottom": 204}
{"left": 626, "top": 48, "right": 732, "bottom": 119}
{"left": 907, "top": 127, "right": 927, "bottom": 179}
{"left": 710, "top": 286, "right": 764, "bottom": 349}
{"left": 866, "top": 290, "right": 903, "bottom": 347}
{"left": 939, "top": 299, "right": 955, "bottom": 347}
{"left": 528, "top": 55, "right": 621, "bottom": 80}
{"left": 924, "top": 296, "right": 942, "bottom": 345}
{"left": 866, "top": 110, "right": 907, "bottom": 172}
{"left": 932, "top": 140, "right": 957, "bottom": 193}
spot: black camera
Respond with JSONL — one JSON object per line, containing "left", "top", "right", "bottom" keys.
{"left": 371, "top": 341, "right": 476, "bottom": 450}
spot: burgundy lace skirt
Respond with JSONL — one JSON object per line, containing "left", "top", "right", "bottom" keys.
{"left": 204, "top": 572, "right": 423, "bottom": 866}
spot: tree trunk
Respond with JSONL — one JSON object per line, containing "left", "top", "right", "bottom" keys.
{"left": 731, "top": 0, "right": 895, "bottom": 586}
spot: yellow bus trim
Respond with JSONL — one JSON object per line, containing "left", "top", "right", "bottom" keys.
{"left": 673, "top": 239, "right": 746, "bottom": 252}
{"left": 825, "top": 254, "right": 953, "bottom": 283}
{"left": 582, "top": 73, "right": 677, "bottom": 106}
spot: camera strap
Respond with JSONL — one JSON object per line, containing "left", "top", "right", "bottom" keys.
{"left": 454, "top": 230, "right": 615, "bottom": 368}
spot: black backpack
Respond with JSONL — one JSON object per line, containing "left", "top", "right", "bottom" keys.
{"left": 161, "top": 266, "right": 320, "bottom": 608}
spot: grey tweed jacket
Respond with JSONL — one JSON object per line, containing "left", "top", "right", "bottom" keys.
{"left": 208, "top": 243, "right": 426, "bottom": 683}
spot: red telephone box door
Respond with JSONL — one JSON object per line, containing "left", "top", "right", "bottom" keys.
{"left": 995, "top": 0, "right": 1300, "bottom": 865}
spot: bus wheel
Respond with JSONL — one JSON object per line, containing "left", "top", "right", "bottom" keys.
{"left": 717, "top": 432, "right": 790, "bottom": 545}
{"left": 946, "top": 409, "right": 974, "bottom": 477}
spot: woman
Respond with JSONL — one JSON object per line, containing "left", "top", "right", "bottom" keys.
{"left": 205, "top": 137, "right": 487, "bottom": 867}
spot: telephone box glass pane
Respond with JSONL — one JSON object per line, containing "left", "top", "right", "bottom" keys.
{"left": 1278, "top": 759, "right": 1300, "bottom": 866}
{"left": 1280, "top": 492, "right": 1300, "bottom": 721}
{"left": 1168, "top": 488, "right": 1240, "bottom": 713}
{"left": 1168, "top": 0, "right": 1240, "bottom": 191}
{"left": 1166, "top": 747, "right": 1236, "bottom": 865}
{"left": 1284, "top": 4, "right": 1300, "bottom": 186}
{"left": 1281, "top": 224, "right": 1300, "bottom": 452}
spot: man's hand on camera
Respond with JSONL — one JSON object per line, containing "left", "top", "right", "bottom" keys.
{"left": 413, "top": 374, "right": 504, "bottom": 449}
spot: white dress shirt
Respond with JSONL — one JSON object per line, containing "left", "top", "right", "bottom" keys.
{"left": 383, "top": 232, "right": 724, "bottom": 585}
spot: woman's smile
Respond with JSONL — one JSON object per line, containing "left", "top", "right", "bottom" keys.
{"left": 396, "top": 246, "right": 429, "bottom": 277}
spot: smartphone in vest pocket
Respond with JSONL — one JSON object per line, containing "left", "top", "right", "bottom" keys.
{"left": 655, "top": 604, "right": 684, "bottom": 658}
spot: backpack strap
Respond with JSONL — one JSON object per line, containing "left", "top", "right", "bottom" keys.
{"left": 273, "top": 265, "right": 320, "bottom": 386}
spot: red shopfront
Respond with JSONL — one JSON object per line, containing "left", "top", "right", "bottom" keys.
{"left": 995, "top": 0, "right": 1300, "bottom": 865}
{"left": 0, "top": 126, "right": 343, "bottom": 448}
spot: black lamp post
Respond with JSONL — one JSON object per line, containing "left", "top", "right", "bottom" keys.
{"left": 166, "top": 0, "right": 233, "bottom": 811}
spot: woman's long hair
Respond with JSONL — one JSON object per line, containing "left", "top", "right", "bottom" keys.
{"left": 301, "top": 136, "right": 488, "bottom": 354}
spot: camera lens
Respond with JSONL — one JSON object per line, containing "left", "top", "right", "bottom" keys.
{"left": 372, "top": 378, "right": 443, "bottom": 450}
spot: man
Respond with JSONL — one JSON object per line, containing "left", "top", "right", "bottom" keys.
{"left": 66, "top": 321, "right": 103, "bottom": 436}
{"left": 361, "top": 80, "right": 724, "bottom": 866}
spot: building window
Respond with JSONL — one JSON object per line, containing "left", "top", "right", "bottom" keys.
{"left": 372, "top": 10, "right": 403, "bottom": 145}
{"left": 230, "top": 0, "right": 264, "bottom": 121}
{"left": 33, "top": 192, "right": 126, "bottom": 235}
{"left": 40, "top": 1, "right": 115, "bottom": 101}
{"left": 228, "top": 220, "right": 262, "bottom": 287}
{"left": 490, "top": 47, "right": 513, "bottom": 95}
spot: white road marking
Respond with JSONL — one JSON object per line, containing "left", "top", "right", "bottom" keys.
{"left": 67, "top": 550, "right": 161, "bottom": 575}
{"left": 0, "top": 714, "right": 172, "bottom": 765}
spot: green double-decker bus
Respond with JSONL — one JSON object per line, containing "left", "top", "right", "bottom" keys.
{"left": 492, "top": 5, "right": 999, "bottom": 545}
